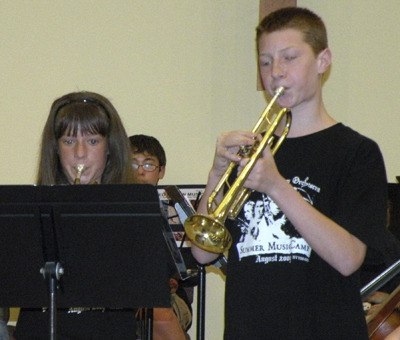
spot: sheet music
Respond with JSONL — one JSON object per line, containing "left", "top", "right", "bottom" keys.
{"left": 157, "top": 185, "right": 205, "bottom": 281}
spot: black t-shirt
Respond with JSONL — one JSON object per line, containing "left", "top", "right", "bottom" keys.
{"left": 224, "top": 123, "right": 388, "bottom": 339}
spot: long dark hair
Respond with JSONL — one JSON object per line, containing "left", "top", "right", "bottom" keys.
{"left": 37, "top": 91, "right": 132, "bottom": 185}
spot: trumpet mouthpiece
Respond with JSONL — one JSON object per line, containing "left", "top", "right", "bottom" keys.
{"left": 275, "top": 86, "right": 285, "bottom": 96}
{"left": 76, "top": 164, "right": 84, "bottom": 172}
{"left": 74, "top": 164, "right": 85, "bottom": 184}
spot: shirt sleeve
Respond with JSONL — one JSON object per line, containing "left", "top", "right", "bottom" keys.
{"left": 333, "top": 137, "right": 388, "bottom": 250}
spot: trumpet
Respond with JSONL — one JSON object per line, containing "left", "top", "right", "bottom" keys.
{"left": 184, "top": 87, "right": 291, "bottom": 253}
{"left": 74, "top": 164, "right": 85, "bottom": 184}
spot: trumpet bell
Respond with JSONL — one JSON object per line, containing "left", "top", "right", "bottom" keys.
{"left": 184, "top": 214, "right": 232, "bottom": 253}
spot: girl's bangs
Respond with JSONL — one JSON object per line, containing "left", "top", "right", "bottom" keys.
{"left": 55, "top": 103, "right": 110, "bottom": 138}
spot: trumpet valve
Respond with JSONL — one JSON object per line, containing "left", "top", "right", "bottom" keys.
{"left": 238, "top": 145, "right": 253, "bottom": 157}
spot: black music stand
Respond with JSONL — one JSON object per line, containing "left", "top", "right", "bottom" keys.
{"left": 0, "top": 184, "right": 171, "bottom": 340}
{"left": 163, "top": 185, "right": 227, "bottom": 340}
{"left": 361, "top": 258, "right": 400, "bottom": 299}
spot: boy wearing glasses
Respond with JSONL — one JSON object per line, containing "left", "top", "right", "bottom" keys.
{"left": 129, "top": 134, "right": 192, "bottom": 340}
{"left": 129, "top": 134, "right": 166, "bottom": 186}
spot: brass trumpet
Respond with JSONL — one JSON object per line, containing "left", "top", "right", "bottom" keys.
{"left": 74, "top": 164, "right": 85, "bottom": 184}
{"left": 73, "top": 164, "right": 99, "bottom": 184}
{"left": 184, "top": 87, "right": 291, "bottom": 253}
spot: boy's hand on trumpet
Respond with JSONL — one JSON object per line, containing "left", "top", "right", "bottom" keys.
{"left": 239, "top": 141, "right": 283, "bottom": 196}
{"left": 211, "top": 130, "right": 257, "bottom": 177}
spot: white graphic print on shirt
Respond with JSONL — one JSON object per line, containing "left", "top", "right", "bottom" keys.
{"left": 236, "top": 177, "right": 318, "bottom": 263}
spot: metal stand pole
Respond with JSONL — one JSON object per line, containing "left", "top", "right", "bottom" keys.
{"left": 40, "top": 262, "right": 64, "bottom": 340}
{"left": 145, "top": 308, "right": 153, "bottom": 340}
{"left": 196, "top": 265, "right": 206, "bottom": 340}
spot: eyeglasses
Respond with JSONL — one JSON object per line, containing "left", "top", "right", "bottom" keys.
{"left": 131, "top": 162, "right": 160, "bottom": 172}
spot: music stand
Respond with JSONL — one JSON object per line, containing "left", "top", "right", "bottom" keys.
{"left": 163, "top": 185, "right": 227, "bottom": 340}
{"left": 0, "top": 184, "right": 171, "bottom": 340}
{"left": 361, "top": 258, "right": 400, "bottom": 299}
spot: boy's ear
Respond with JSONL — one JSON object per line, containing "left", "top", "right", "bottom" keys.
{"left": 317, "top": 48, "right": 332, "bottom": 74}
{"left": 158, "top": 165, "right": 166, "bottom": 180}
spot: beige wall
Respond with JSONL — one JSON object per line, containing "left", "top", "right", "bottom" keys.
{"left": 0, "top": 1, "right": 264, "bottom": 186}
{"left": 2, "top": 1, "right": 400, "bottom": 339}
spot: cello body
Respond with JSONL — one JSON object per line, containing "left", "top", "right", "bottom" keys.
{"left": 368, "top": 284, "right": 400, "bottom": 339}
